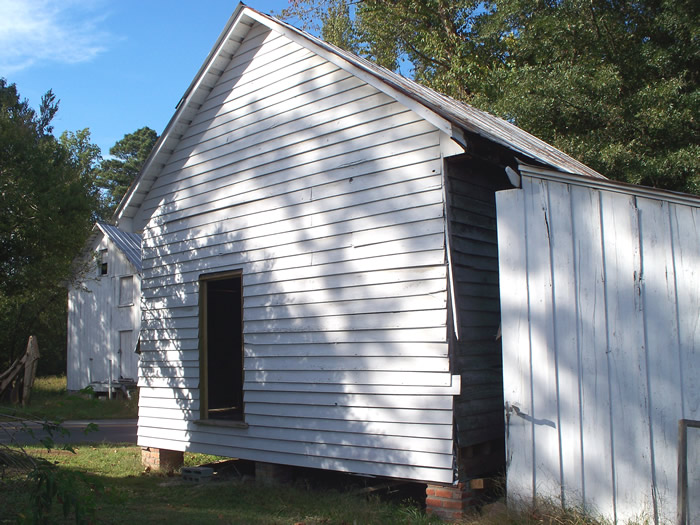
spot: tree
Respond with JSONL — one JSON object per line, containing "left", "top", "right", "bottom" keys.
{"left": 59, "top": 128, "right": 105, "bottom": 219}
{"left": 0, "top": 79, "right": 97, "bottom": 374}
{"left": 281, "top": 0, "right": 699, "bottom": 194}
{"left": 95, "top": 127, "right": 158, "bottom": 214}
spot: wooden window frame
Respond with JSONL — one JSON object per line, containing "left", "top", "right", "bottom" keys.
{"left": 197, "top": 270, "right": 247, "bottom": 427}
{"left": 98, "top": 249, "right": 108, "bottom": 277}
{"left": 118, "top": 275, "right": 134, "bottom": 306}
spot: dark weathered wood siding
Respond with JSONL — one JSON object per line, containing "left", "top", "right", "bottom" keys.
{"left": 447, "top": 158, "right": 509, "bottom": 461}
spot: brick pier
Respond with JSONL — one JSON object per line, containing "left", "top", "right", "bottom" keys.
{"left": 425, "top": 482, "right": 478, "bottom": 521}
{"left": 141, "top": 447, "right": 184, "bottom": 472}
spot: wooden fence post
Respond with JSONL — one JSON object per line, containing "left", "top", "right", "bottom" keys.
{"left": 21, "top": 335, "right": 40, "bottom": 406}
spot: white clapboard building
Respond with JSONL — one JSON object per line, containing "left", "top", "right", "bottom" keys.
{"left": 110, "top": 4, "right": 698, "bottom": 522}
{"left": 67, "top": 222, "right": 141, "bottom": 392}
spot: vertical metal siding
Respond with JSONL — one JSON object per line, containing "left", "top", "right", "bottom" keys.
{"left": 497, "top": 172, "right": 700, "bottom": 524}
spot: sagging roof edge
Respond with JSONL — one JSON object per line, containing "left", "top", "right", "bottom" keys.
{"left": 517, "top": 162, "right": 700, "bottom": 208}
{"left": 115, "top": 2, "right": 611, "bottom": 229}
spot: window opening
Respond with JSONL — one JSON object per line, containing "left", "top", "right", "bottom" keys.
{"left": 200, "top": 272, "right": 244, "bottom": 421}
{"left": 119, "top": 275, "right": 134, "bottom": 305}
{"left": 98, "top": 249, "right": 108, "bottom": 276}
{"left": 118, "top": 330, "right": 131, "bottom": 378}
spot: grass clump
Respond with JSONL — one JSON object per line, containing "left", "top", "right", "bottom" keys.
{"left": 0, "top": 375, "right": 138, "bottom": 421}
{"left": 1, "top": 445, "right": 441, "bottom": 525}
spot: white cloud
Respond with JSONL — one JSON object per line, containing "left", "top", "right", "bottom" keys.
{"left": 0, "top": 0, "right": 111, "bottom": 73}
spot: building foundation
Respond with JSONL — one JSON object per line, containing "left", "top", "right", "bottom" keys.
{"left": 141, "top": 447, "right": 184, "bottom": 472}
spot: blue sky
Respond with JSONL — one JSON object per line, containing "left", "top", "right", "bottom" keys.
{"left": 1, "top": 1, "right": 292, "bottom": 156}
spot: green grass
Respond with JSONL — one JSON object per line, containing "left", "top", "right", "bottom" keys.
{"left": 0, "top": 375, "right": 138, "bottom": 421}
{"left": 1, "top": 444, "right": 442, "bottom": 525}
{"left": 0, "top": 381, "right": 649, "bottom": 524}
{"left": 0, "top": 444, "right": 643, "bottom": 525}
{"left": 0, "top": 446, "right": 654, "bottom": 525}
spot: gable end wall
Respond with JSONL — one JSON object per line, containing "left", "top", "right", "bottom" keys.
{"left": 136, "top": 23, "right": 459, "bottom": 483}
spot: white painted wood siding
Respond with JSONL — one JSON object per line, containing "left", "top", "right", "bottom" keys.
{"left": 67, "top": 235, "right": 141, "bottom": 390}
{"left": 136, "top": 24, "right": 459, "bottom": 483}
{"left": 498, "top": 170, "right": 700, "bottom": 524}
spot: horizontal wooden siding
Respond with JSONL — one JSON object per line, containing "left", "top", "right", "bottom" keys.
{"left": 136, "top": 24, "right": 457, "bottom": 483}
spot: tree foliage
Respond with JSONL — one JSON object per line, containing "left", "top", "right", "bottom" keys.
{"left": 59, "top": 129, "right": 104, "bottom": 220}
{"left": 95, "top": 126, "right": 158, "bottom": 214}
{"left": 0, "top": 80, "right": 97, "bottom": 374}
{"left": 281, "top": 0, "right": 699, "bottom": 194}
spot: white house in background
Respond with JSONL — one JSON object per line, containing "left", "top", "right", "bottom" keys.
{"left": 109, "top": 4, "right": 698, "bottom": 523}
{"left": 67, "top": 222, "right": 142, "bottom": 392}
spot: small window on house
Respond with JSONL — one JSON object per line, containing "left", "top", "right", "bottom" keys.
{"left": 119, "top": 276, "right": 133, "bottom": 305}
{"left": 199, "top": 271, "right": 244, "bottom": 421}
{"left": 98, "top": 249, "right": 108, "bottom": 276}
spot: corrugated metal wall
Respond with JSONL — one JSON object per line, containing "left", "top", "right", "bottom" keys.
{"left": 497, "top": 167, "right": 700, "bottom": 524}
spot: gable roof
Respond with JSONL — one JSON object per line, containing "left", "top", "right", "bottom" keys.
{"left": 96, "top": 222, "right": 142, "bottom": 273}
{"left": 115, "top": 2, "right": 604, "bottom": 229}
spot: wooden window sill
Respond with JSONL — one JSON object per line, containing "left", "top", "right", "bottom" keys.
{"left": 194, "top": 419, "right": 248, "bottom": 429}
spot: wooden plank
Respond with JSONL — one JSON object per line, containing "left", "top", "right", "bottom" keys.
{"left": 143, "top": 164, "right": 443, "bottom": 251}
{"left": 137, "top": 434, "right": 454, "bottom": 483}
{"left": 242, "top": 379, "right": 459, "bottom": 395}
{"left": 143, "top": 244, "right": 445, "bottom": 289}
{"left": 252, "top": 327, "right": 446, "bottom": 345}
{"left": 139, "top": 396, "right": 199, "bottom": 412}
{"left": 160, "top": 96, "right": 411, "bottom": 200}
{"left": 137, "top": 416, "right": 453, "bottom": 454}
{"left": 172, "top": 92, "right": 401, "bottom": 176}
{"left": 137, "top": 376, "right": 197, "bottom": 389}
{"left": 141, "top": 425, "right": 453, "bottom": 469}
{"left": 244, "top": 278, "right": 446, "bottom": 308}
{"left": 138, "top": 387, "right": 199, "bottom": 400}
{"left": 244, "top": 391, "right": 453, "bottom": 410}
{"left": 524, "top": 178, "right": 562, "bottom": 499}
{"left": 177, "top": 61, "right": 352, "bottom": 162}
{"left": 244, "top": 341, "right": 449, "bottom": 358}
{"left": 143, "top": 200, "right": 445, "bottom": 268}
{"left": 243, "top": 309, "right": 446, "bottom": 333}
{"left": 244, "top": 294, "right": 446, "bottom": 321}
{"left": 244, "top": 355, "right": 449, "bottom": 372}
{"left": 496, "top": 186, "right": 534, "bottom": 502}
{"left": 569, "top": 184, "right": 614, "bottom": 516}
{"left": 243, "top": 369, "right": 453, "bottom": 386}
{"left": 545, "top": 180, "right": 583, "bottom": 506}
{"left": 600, "top": 190, "right": 653, "bottom": 521}
{"left": 150, "top": 118, "right": 434, "bottom": 218}
{"left": 188, "top": 52, "right": 328, "bottom": 134}
{"left": 669, "top": 203, "right": 700, "bottom": 422}
{"left": 146, "top": 117, "right": 434, "bottom": 216}
{"left": 140, "top": 365, "right": 198, "bottom": 379}
{"left": 242, "top": 266, "right": 446, "bottom": 297}
{"left": 244, "top": 402, "right": 452, "bottom": 425}
{"left": 140, "top": 339, "right": 199, "bottom": 352}
{"left": 143, "top": 152, "right": 442, "bottom": 242}
{"left": 138, "top": 350, "right": 199, "bottom": 362}
{"left": 637, "top": 197, "right": 683, "bottom": 524}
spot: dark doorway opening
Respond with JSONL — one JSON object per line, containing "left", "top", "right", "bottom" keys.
{"left": 201, "top": 272, "right": 243, "bottom": 420}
